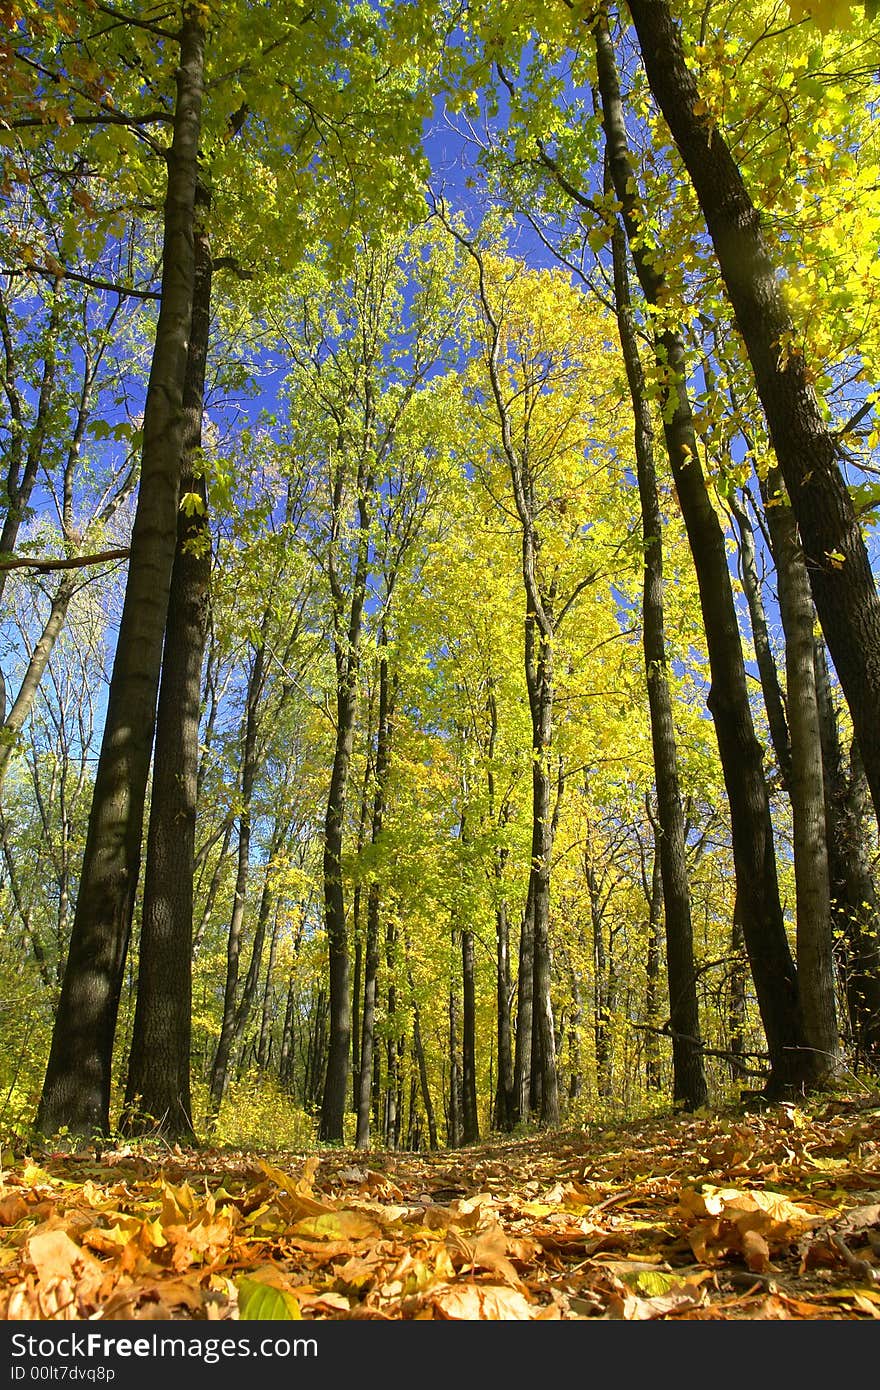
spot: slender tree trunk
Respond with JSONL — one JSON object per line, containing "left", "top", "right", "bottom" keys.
{"left": 610, "top": 215, "right": 707, "bottom": 1109}
{"left": 405, "top": 946, "right": 438, "bottom": 1149}
{"left": 729, "top": 491, "right": 792, "bottom": 786}
{"left": 319, "top": 475, "right": 371, "bottom": 1142}
{"left": 220, "top": 818, "right": 284, "bottom": 1079}
{"left": 279, "top": 975, "right": 296, "bottom": 1089}
{"left": 761, "top": 474, "right": 840, "bottom": 1082}
{"left": 350, "top": 743, "right": 373, "bottom": 1110}
{"left": 588, "top": 853, "right": 613, "bottom": 1100}
{"left": 729, "top": 897, "right": 748, "bottom": 1082}
{"left": 193, "top": 820, "right": 232, "bottom": 953}
{"left": 35, "top": 15, "right": 206, "bottom": 1138}
{"left": 123, "top": 177, "right": 213, "bottom": 1141}
{"left": 356, "top": 640, "right": 394, "bottom": 1149}
{"left": 207, "top": 639, "right": 266, "bottom": 1119}
{"left": 514, "top": 599, "right": 559, "bottom": 1124}
{"left": 0, "top": 288, "right": 62, "bottom": 600}
{"left": 0, "top": 572, "right": 77, "bottom": 794}
{"left": 595, "top": 13, "right": 808, "bottom": 1097}
{"left": 486, "top": 685, "right": 515, "bottom": 1131}
{"left": 815, "top": 644, "right": 880, "bottom": 1066}
{"left": 257, "top": 908, "right": 280, "bottom": 1070}
{"left": 644, "top": 831, "right": 663, "bottom": 1094}
{"left": 461, "top": 924, "right": 480, "bottom": 1143}
{"left": 384, "top": 932, "right": 400, "bottom": 1148}
{"left": 448, "top": 945, "right": 462, "bottom": 1148}
{"left": 625, "top": 0, "right": 880, "bottom": 829}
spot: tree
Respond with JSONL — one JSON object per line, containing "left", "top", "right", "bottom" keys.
{"left": 624, "top": 0, "right": 880, "bottom": 830}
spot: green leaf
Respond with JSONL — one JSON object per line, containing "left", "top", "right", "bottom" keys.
{"left": 236, "top": 1277, "right": 302, "bottom": 1320}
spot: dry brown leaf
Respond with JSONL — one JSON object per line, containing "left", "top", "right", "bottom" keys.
{"left": 446, "top": 1222, "right": 524, "bottom": 1289}
{"left": 742, "top": 1228, "right": 771, "bottom": 1273}
{"left": 0, "top": 1194, "right": 29, "bottom": 1226}
{"left": 431, "top": 1282, "right": 534, "bottom": 1320}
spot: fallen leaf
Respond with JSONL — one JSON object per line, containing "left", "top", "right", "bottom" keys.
{"left": 432, "top": 1282, "right": 534, "bottom": 1320}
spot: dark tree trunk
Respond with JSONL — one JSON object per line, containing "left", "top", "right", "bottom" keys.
{"left": 0, "top": 288, "right": 62, "bottom": 600}
{"left": 384, "top": 942, "right": 400, "bottom": 1148}
{"left": 729, "top": 491, "right": 792, "bottom": 786}
{"left": 595, "top": 12, "right": 808, "bottom": 1097}
{"left": 610, "top": 214, "right": 707, "bottom": 1109}
{"left": 487, "top": 685, "right": 515, "bottom": 1131}
{"left": 350, "top": 743, "right": 373, "bottom": 1110}
{"left": 728, "top": 897, "right": 749, "bottom": 1081}
{"left": 279, "top": 976, "right": 296, "bottom": 1089}
{"left": 626, "top": 0, "right": 880, "bottom": 829}
{"left": 356, "top": 639, "right": 394, "bottom": 1149}
{"left": 123, "top": 175, "right": 213, "bottom": 1141}
{"left": 319, "top": 470, "right": 371, "bottom": 1142}
{"left": 448, "top": 949, "right": 462, "bottom": 1148}
{"left": 760, "top": 474, "right": 840, "bottom": 1081}
{"left": 461, "top": 925, "right": 480, "bottom": 1144}
{"left": 644, "top": 830, "right": 663, "bottom": 1094}
{"left": 35, "top": 15, "right": 206, "bottom": 1138}
{"left": 514, "top": 598, "right": 559, "bottom": 1125}
{"left": 815, "top": 643, "right": 880, "bottom": 1067}
{"left": 588, "top": 852, "right": 613, "bottom": 1100}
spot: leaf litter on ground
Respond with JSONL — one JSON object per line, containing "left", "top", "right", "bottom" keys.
{"left": 1, "top": 1093, "right": 879, "bottom": 1321}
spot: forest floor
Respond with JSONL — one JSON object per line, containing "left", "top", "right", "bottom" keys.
{"left": 1, "top": 1093, "right": 879, "bottom": 1321}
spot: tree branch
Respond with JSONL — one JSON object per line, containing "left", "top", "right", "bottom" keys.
{"left": 0, "top": 548, "right": 129, "bottom": 573}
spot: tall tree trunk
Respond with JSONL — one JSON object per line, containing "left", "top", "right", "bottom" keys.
{"left": 625, "top": 0, "right": 880, "bottom": 829}
{"left": 350, "top": 741, "right": 374, "bottom": 1109}
{"left": 0, "top": 288, "right": 62, "bottom": 599}
{"left": 448, "top": 945, "right": 462, "bottom": 1148}
{"left": 643, "top": 826, "right": 663, "bottom": 1094}
{"left": 815, "top": 643, "right": 880, "bottom": 1067}
{"left": 728, "top": 896, "right": 748, "bottom": 1082}
{"left": 356, "top": 638, "right": 394, "bottom": 1149}
{"left": 588, "top": 852, "right": 613, "bottom": 1100}
{"left": 384, "top": 925, "right": 400, "bottom": 1148}
{"left": 761, "top": 473, "right": 840, "bottom": 1082}
{"left": 35, "top": 14, "right": 206, "bottom": 1138}
{"left": 595, "top": 13, "right": 808, "bottom": 1097}
{"left": 487, "top": 684, "right": 515, "bottom": 1131}
{"left": 279, "top": 975, "right": 296, "bottom": 1089}
{"left": 729, "top": 491, "right": 792, "bottom": 786}
{"left": 123, "top": 174, "right": 213, "bottom": 1141}
{"left": 404, "top": 943, "right": 438, "bottom": 1150}
{"left": 610, "top": 215, "right": 707, "bottom": 1109}
{"left": 461, "top": 923, "right": 480, "bottom": 1143}
{"left": 257, "top": 908, "right": 280, "bottom": 1070}
{"left": 515, "top": 600, "right": 559, "bottom": 1124}
{"left": 319, "top": 473, "right": 371, "bottom": 1142}
{"left": 207, "top": 638, "right": 267, "bottom": 1120}
{"left": 0, "top": 572, "right": 77, "bottom": 795}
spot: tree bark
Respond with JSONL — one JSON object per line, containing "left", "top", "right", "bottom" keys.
{"left": 207, "top": 636, "right": 267, "bottom": 1120}
{"left": 319, "top": 464, "right": 371, "bottom": 1142}
{"left": 815, "top": 643, "right": 880, "bottom": 1067}
{"left": 123, "top": 174, "right": 213, "bottom": 1140}
{"left": 761, "top": 473, "right": 840, "bottom": 1083}
{"left": 461, "top": 923, "right": 480, "bottom": 1143}
{"left": 610, "top": 215, "right": 708, "bottom": 1109}
{"left": 729, "top": 490, "right": 792, "bottom": 786}
{"left": 625, "top": 0, "right": 880, "bottom": 829}
{"left": 356, "top": 637, "right": 394, "bottom": 1148}
{"left": 595, "top": 12, "right": 808, "bottom": 1096}
{"left": 35, "top": 13, "right": 206, "bottom": 1138}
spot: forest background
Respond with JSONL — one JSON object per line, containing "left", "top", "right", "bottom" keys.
{"left": 1, "top": 0, "right": 880, "bottom": 1180}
